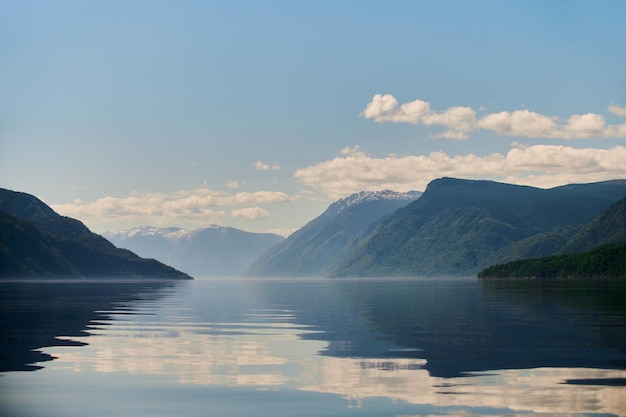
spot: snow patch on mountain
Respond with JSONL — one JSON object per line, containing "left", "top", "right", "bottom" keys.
{"left": 103, "top": 225, "right": 223, "bottom": 242}
{"left": 327, "top": 190, "right": 422, "bottom": 217}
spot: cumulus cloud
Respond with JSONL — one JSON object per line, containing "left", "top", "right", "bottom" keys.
{"left": 231, "top": 207, "right": 270, "bottom": 219}
{"left": 52, "top": 186, "right": 289, "bottom": 230}
{"left": 255, "top": 161, "right": 281, "bottom": 171}
{"left": 361, "top": 94, "right": 476, "bottom": 139}
{"left": 294, "top": 145, "right": 626, "bottom": 198}
{"left": 562, "top": 113, "right": 606, "bottom": 138}
{"left": 608, "top": 104, "right": 626, "bottom": 117}
{"left": 361, "top": 94, "right": 626, "bottom": 139}
{"left": 477, "top": 110, "right": 556, "bottom": 137}
{"left": 606, "top": 123, "right": 626, "bottom": 138}
{"left": 235, "top": 191, "right": 290, "bottom": 204}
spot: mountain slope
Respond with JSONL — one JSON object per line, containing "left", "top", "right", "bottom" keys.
{"left": 246, "top": 190, "right": 421, "bottom": 277}
{"left": 0, "top": 210, "right": 78, "bottom": 276}
{"left": 561, "top": 197, "right": 626, "bottom": 253}
{"left": 0, "top": 188, "right": 192, "bottom": 279}
{"left": 333, "top": 178, "right": 626, "bottom": 277}
{"left": 478, "top": 197, "right": 626, "bottom": 279}
{"left": 103, "top": 226, "right": 284, "bottom": 277}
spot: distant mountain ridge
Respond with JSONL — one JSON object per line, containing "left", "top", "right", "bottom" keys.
{"left": 0, "top": 188, "right": 191, "bottom": 279}
{"left": 331, "top": 178, "right": 626, "bottom": 277}
{"left": 246, "top": 190, "right": 422, "bottom": 277}
{"left": 105, "top": 226, "right": 186, "bottom": 239}
{"left": 103, "top": 225, "right": 284, "bottom": 277}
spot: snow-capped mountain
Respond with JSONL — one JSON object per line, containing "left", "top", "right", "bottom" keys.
{"left": 341, "top": 190, "right": 422, "bottom": 206}
{"left": 326, "top": 190, "right": 422, "bottom": 218}
{"left": 103, "top": 226, "right": 284, "bottom": 277}
{"left": 245, "top": 190, "right": 421, "bottom": 277}
{"left": 105, "top": 225, "right": 224, "bottom": 242}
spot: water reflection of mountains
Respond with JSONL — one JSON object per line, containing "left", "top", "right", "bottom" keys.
{"left": 250, "top": 278, "right": 626, "bottom": 379}
{"left": 0, "top": 280, "right": 180, "bottom": 372}
{"left": 2, "top": 278, "right": 625, "bottom": 381}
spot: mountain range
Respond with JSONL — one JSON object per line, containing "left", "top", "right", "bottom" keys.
{"left": 246, "top": 190, "right": 422, "bottom": 277}
{"left": 0, "top": 188, "right": 191, "bottom": 279}
{"left": 103, "top": 226, "right": 284, "bottom": 277}
{"left": 332, "top": 178, "right": 626, "bottom": 277}
{"left": 246, "top": 178, "right": 626, "bottom": 278}
{"left": 4, "top": 177, "right": 625, "bottom": 280}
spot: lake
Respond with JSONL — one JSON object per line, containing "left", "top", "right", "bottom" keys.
{"left": 1, "top": 277, "right": 625, "bottom": 416}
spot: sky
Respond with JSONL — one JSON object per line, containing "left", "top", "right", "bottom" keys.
{"left": 1, "top": 1, "right": 626, "bottom": 236}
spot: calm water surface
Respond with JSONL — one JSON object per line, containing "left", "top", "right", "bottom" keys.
{"left": 1, "top": 277, "right": 625, "bottom": 416}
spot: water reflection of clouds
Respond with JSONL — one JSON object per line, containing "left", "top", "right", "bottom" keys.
{"left": 53, "top": 316, "right": 325, "bottom": 387}
{"left": 304, "top": 358, "right": 626, "bottom": 415}
{"left": 46, "top": 314, "right": 626, "bottom": 417}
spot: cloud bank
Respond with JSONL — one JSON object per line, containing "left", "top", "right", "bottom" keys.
{"left": 294, "top": 145, "right": 626, "bottom": 198}
{"left": 231, "top": 207, "right": 270, "bottom": 219}
{"left": 52, "top": 188, "right": 290, "bottom": 230}
{"left": 54, "top": 144, "right": 626, "bottom": 232}
{"left": 361, "top": 95, "right": 626, "bottom": 140}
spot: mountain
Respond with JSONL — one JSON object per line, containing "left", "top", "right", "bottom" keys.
{"left": 478, "top": 197, "right": 626, "bottom": 278}
{"left": 332, "top": 178, "right": 626, "bottom": 277}
{"left": 245, "top": 190, "right": 422, "bottom": 277}
{"left": 0, "top": 188, "right": 191, "bottom": 279}
{"left": 103, "top": 226, "right": 284, "bottom": 277}
{"left": 561, "top": 196, "right": 626, "bottom": 253}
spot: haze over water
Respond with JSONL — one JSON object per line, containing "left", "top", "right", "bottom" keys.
{"left": 1, "top": 277, "right": 625, "bottom": 417}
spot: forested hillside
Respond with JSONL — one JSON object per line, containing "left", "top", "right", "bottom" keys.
{"left": 246, "top": 190, "right": 421, "bottom": 276}
{"left": 0, "top": 188, "right": 192, "bottom": 279}
{"left": 478, "top": 243, "right": 626, "bottom": 279}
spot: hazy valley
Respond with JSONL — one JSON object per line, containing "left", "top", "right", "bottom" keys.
{"left": 103, "top": 226, "right": 284, "bottom": 277}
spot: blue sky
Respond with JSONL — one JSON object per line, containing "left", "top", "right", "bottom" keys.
{"left": 2, "top": 1, "right": 625, "bottom": 235}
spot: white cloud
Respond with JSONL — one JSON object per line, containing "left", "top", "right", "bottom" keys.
{"left": 360, "top": 94, "right": 475, "bottom": 139}
{"left": 226, "top": 180, "right": 239, "bottom": 189}
{"left": 52, "top": 186, "right": 289, "bottom": 230}
{"left": 235, "top": 191, "right": 290, "bottom": 204}
{"left": 255, "top": 161, "right": 281, "bottom": 171}
{"left": 477, "top": 110, "right": 557, "bottom": 138}
{"left": 255, "top": 161, "right": 270, "bottom": 170}
{"left": 425, "top": 106, "right": 477, "bottom": 136}
{"left": 294, "top": 145, "right": 626, "bottom": 198}
{"left": 361, "top": 94, "right": 626, "bottom": 139}
{"left": 231, "top": 207, "right": 270, "bottom": 219}
{"left": 562, "top": 113, "right": 606, "bottom": 138}
{"left": 605, "top": 122, "right": 626, "bottom": 138}
{"left": 608, "top": 104, "right": 626, "bottom": 117}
